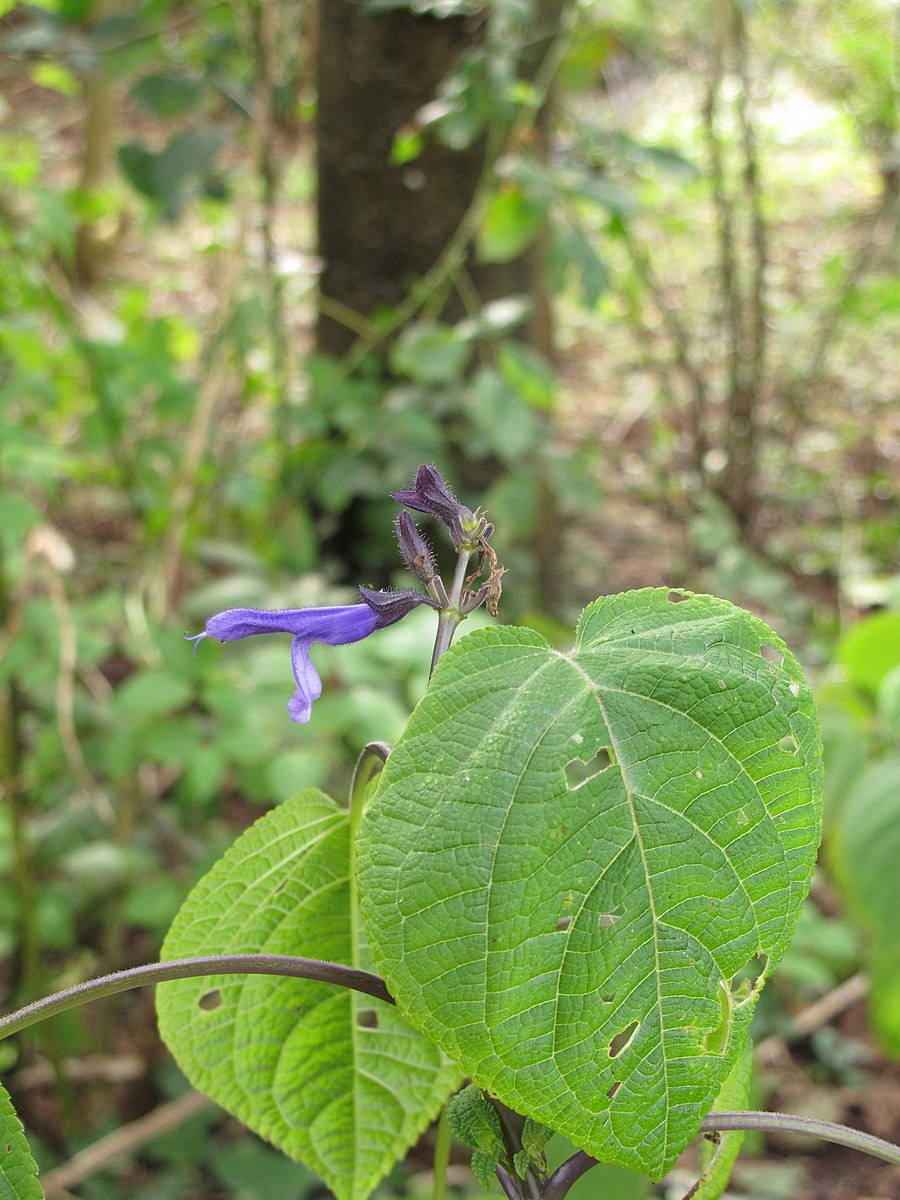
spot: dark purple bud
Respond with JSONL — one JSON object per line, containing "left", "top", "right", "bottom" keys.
{"left": 359, "top": 586, "right": 438, "bottom": 629}
{"left": 395, "top": 512, "right": 437, "bottom": 584}
{"left": 392, "top": 465, "right": 476, "bottom": 538}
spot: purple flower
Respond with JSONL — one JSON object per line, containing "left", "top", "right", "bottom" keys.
{"left": 392, "top": 465, "right": 492, "bottom": 548}
{"left": 187, "top": 590, "right": 429, "bottom": 724}
{"left": 392, "top": 465, "right": 468, "bottom": 529}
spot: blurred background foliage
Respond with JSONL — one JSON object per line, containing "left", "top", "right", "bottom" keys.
{"left": 0, "top": 0, "right": 898, "bottom": 1196}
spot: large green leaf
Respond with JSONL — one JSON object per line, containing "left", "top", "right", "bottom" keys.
{"left": 358, "top": 589, "right": 822, "bottom": 1180}
{"left": 0, "top": 1080, "right": 43, "bottom": 1200}
{"left": 157, "top": 789, "right": 460, "bottom": 1200}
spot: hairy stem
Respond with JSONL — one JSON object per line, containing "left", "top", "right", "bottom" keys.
{"left": 429, "top": 550, "right": 472, "bottom": 676}
{"left": 547, "top": 1110, "right": 900, "bottom": 1197}
{"left": 0, "top": 955, "right": 395, "bottom": 1042}
{"left": 700, "top": 1111, "right": 900, "bottom": 1166}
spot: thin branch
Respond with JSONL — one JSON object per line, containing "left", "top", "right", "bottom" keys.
{"left": 0, "top": 954, "right": 395, "bottom": 1041}
{"left": 622, "top": 226, "right": 711, "bottom": 466}
{"left": 13, "top": 1053, "right": 144, "bottom": 1091}
{"left": 756, "top": 972, "right": 869, "bottom": 1062}
{"left": 733, "top": 3, "right": 767, "bottom": 399}
{"left": 547, "top": 1109, "right": 900, "bottom": 1198}
{"left": 702, "top": 7, "right": 743, "bottom": 406}
{"left": 700, "top": 1111, "right": 900, "bottom": 1167}
{"left": 787, "top": 182, "right": 899, "bottom": 417}
{"left": 156, "top": 194, "right": 251, "bottom": 617}
{"left": 41, "top": 1091, "right": 212, "bottom": 1197}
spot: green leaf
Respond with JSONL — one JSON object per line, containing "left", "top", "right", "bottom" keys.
{"left": 497, "top": 342, "right": 555, "bottom": 410}
{"left": 471, "top": 1150, "right": 501, "bottom": 1191}
{"left": 836, "top": 611, "right": 900, "bottom": 696}
{"left": 389, "top": 322, "right": 471, "bottom": 385}
{"left": 129, "top": 72, "right": 205, "bottom": 119}
{"left": 0, "top": 1080, "right": 44, "bottom": 1199}
{"left": 112, "top": 670, "right": 192, "bottom": 721}
{"left": 117, "top": 129, "right": 224, "bottom": 221}
{"left": 157, "top": 789, "right": 460, "bottom": 1200}
{"left": 692, "top": 1038, "right": 753, "bottom": 1200}
{"left": 466, "top": 368, "right": 542, "bottom": 461}
{"left": 446, "top": 1084, "right": 504, "bottom": 1154}
{"left": 826, "top": 757, "right": 900, "bottom": 1057}
{"left": 358, "top": 589, "right": 822, "bottom": 1180}
{"left": 478, "top": 185, "right": 547, "bottom": 263}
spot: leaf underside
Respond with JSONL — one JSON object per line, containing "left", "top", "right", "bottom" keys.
{"left": 0, "top": 1080, "right": 44, "bottom": 1200}
{"left": 358, "top": 589, "right": 822, "bottom": 1179}
{"left": 156, "top": 790, "right": 460, "bottom": 1200}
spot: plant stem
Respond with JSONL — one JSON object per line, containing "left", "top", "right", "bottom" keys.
{"left": 348, "top": 741, "right": 391, "bottom": 959}
{"left": 432, "top": 1107, "right": 452, "bottom": 1200}
{"left": 496, "top": 1162, "right": 524, "bottom": 1200}
{"left": 493, "top": 1100, "right": 541, "bottom": 1200}
{"left": 429, "top": 550, "right": 472, "bottom": 676}
{"left": 0, "top": 955, "right": 395, "bottom": 1042}
{"left": 700, "top": 1111, "right": 900, "bottom": 1167}
{"left": 547, "top": 1110, "right": 900, "bottom": 1198}
{"left": 543, "top": 1150, "right": 595, "bottom": 1200}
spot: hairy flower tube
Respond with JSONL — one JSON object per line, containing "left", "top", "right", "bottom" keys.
{"left": 187, "top": 590, "right": 431, "bottom": 723}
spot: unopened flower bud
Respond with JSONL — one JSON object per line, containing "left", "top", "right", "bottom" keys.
{"left": 395, "top": 512, "right": 437, "bottom": 585}
{"left": 392, "top": 465, "right": 477, "bottom": 546}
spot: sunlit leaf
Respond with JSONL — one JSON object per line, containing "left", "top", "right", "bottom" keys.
{"left": 157, "top": 790, "right": 460, "bottom": 1200}
{"left": 359, "top": 589, "right": 822, "bottom": 1179}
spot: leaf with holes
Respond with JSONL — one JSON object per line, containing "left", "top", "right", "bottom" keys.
{"left": 358, "top": 588, "right": 822, "bottom": 1179}
{"left": 0, "top": 1080, "right": 43, "bottom": 1199}
{"left": 156, "top": 789, "right": 460, "bottom": 1200}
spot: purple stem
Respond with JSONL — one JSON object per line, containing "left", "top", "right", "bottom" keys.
{"left": 496, "top": 1163, "right": 523, "bottom": 1200}
{"left": 0, "top": 954, "right": 395, "bottom": 1040}
{"left": 545, "top": 1110, "right": 900, "bottom": 1199}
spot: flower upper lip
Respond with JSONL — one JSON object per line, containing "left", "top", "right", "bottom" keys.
{"left": 186, "top": 592, "right": 430, "bottom": 724}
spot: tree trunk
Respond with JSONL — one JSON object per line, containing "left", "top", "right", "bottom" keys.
{"left": 314, "top": 0, "right": 565, "bottom": 603}
{"left": 316, "top": 2, "right": 481, "bottom": 356}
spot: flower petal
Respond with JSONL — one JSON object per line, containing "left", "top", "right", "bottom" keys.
{"left": 203, "top": 604, "right": 378, "bottom": 645}
{"left": 287, "top": 636, "right": 325, "bottom": 724}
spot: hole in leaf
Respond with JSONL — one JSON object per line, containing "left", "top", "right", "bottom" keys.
{"left": 609, "top": 1021, "right": 639, "bottom": 1058}
{"left": 564, "top": 747, "right": 613, "bottom": 789}
{"left": 778, "top": 734, "right": 800, "bottom": 754}
{"left": 760, "top": 643, "right": 784, "bottom": 666}
{"left": 702, "top": 980, "right": 733, "bottom": 1055}
{"left": 606, "top": 1081, "right": 621, "bottom": 1099}
{"left": 357, "top": 1009, "right": 379, "bottom": 1029}
{"left": 731, "top": 954, "right": 770, "bottom": 1007}
{"left": 667, "top": 590, "right": 688, "bottom": 603}
{"left": 789, "top": 681, "right": 801, "bottom": 697}
{"left": 602, "top": 994, "right": 614, "bottom": 1003}
{"left": 597, "top": 913, "right": 620, "bottom": 930}
{"left": 198, "top": 990, "right": 221, "bottom": 1012}
{"left": 556, "top": 915, "right": 572, "bottom": 932}
{"left": 273, "top": 880, "right": 287, "bottom": 895}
